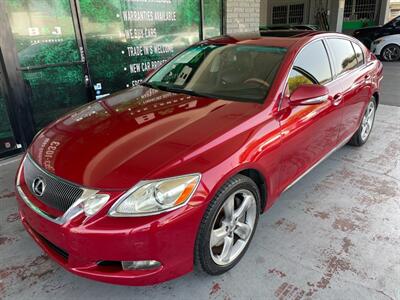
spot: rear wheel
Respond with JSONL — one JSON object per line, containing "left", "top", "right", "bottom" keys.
{"left": 348, "top": 97, "right": 376, "bottom": 147}
{"left": 381, "top": 44, "right": 400, "bottom": 61}
{"left": 195, "top": 174, "right": 260, "bottom": 275}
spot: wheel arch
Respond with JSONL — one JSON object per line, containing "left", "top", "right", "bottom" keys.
{"left": 373, "top": 91, "right": 379, "bottom": 107}
{"left": 238, "top": 168, "right": 267, "bottom": 213}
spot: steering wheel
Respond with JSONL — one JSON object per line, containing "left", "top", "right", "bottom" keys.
{"left": 243, "top": 78, "right": 270, "bottom": 88}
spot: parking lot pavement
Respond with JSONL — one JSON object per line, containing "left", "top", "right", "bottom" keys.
{"left": 380, "top": 61, "right": 400, "bottom": 107}
{"left": 0, "top": 103, "right": 399, "bottom": 300}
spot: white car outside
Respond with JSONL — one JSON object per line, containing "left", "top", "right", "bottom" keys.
{"left": 371, "top": 34, "right": 400, "bottom": 61}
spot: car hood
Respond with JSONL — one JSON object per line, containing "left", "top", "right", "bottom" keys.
{"left": 29, "top": 86, "right": 264, "bottom": 190}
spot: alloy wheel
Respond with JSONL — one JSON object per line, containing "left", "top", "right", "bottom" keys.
{"left": 360, "top": 101, "right": 375, "bottom": 141}
{"left": 209, "top": 189, "right": 257, "bottom": 266}
{"left": 382, "top": 45, "right": 400, "bottom": 61}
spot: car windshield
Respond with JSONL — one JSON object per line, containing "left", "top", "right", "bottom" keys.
{"left": 143, "top": 43, "right": 287, "bottom": 103}
{"left": 384, "top": 16, "right": 400, "bottom": 27}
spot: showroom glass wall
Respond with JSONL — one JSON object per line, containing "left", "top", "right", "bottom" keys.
{"left": 0, "top": 0, "right": 223, "bottom": 157}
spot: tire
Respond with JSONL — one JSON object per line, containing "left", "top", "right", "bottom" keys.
{"left": 381, "top": 44, "right": 400, "bottom": 62}
{"left": 195, "top": 174, "right": 260, "bottom": 275}
{"left": 348, "top": 96, "right": 377, "bottom": 147}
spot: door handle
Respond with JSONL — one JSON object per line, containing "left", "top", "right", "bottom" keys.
{"left": 332, "top": 93, "right": 343, "bottom": 106}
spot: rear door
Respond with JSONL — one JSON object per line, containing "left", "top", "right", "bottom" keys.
{"left": 325, "top": 38, "right": 372, "bottom": 142}
{"left": 277, "top": 39, "right": 343, "bottom": 191}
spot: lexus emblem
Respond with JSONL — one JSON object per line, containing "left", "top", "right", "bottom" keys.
{"left": 32, "top": 177, "right": 46, "bottom": 197}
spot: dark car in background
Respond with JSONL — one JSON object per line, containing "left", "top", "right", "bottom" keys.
{"left": 353, "top": 16, "right": 400, "bottom": 48}
{"left": 260, "top": 24, "right": 319, "bottom": 31}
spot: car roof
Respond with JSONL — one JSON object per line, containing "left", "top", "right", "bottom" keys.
{"left": 205, "top": 31, "right": 351, "bottom": 50}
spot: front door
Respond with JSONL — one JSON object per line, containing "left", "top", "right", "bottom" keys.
{"left": 277, "top": 39, "right": 343, "bottom": 191}
{"left": 4, "top": 0, "right": 92, "bottom": 131}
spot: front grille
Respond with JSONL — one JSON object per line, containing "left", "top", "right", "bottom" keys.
{"left": 23, "top": 155, "right": 84, "bottom": 212}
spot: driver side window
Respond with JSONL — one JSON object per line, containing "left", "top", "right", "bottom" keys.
{"left": 286, "top": 40, "right": 332, "bottom": 96}
{"left": 287, "top": 69, "right": 314, "bottom": 95}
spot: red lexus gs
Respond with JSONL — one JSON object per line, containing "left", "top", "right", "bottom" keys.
{"left": 15, "top": 31, "right": 383, "bottom": 285}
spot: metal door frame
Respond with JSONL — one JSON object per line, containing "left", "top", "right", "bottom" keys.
{"left": 0, "top": 0, "right": 35, "bottom": 157}
{"left": 0, "top": 0, "right": 94, "bottom": 158}
{"left": 0, "top": 50, "right": 23, "bottom": 158}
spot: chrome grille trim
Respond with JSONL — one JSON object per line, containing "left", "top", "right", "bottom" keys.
{"left": 16, "top": 155, "right": 98, "bottom": 225}
{"left": 23, "top": 155, "right": 84, "bottom": 212}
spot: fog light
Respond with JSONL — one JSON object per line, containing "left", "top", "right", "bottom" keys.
{"left": 121, "top": 260, "right": 161, "bottom": 270}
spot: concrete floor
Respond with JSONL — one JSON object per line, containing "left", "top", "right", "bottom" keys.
{"left": 380, "top": 62, "right": 400, "bottom": 107}
{"left": 1, "top": 69, "right": 400, "bottom": 300}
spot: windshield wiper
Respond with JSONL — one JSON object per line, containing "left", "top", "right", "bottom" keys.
{"left": 140, "top": 82, "right": 159, "bottom": 89}
{"left": 140, "top": 82, "right": 215, "bottom": 99}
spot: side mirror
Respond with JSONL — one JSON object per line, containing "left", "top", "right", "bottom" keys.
{"left": 289, "top": 84, "right": 329, "bottom": 106}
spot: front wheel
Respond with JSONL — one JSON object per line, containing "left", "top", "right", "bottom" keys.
{"left": 195, "top": 174, "right": 260, "bottom": 275}
{"left": 348, "top": 97, "right": 376, "bottom": 147}
{"left": 381, "top": 44, "right": 400, "bottom": 61}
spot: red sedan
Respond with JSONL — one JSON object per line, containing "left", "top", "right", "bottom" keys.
{"left": 15, "top": 31, "right": 383, "bottom": 285}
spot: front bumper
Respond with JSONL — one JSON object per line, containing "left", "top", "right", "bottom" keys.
{"left": 16, "top": 181, "right": 207, "bottom": 286}
{"left": 370, "top": 43, "right": 382, "bottom": 56}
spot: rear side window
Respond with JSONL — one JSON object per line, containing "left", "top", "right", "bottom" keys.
{"left": 326, "top": 39, "right": 358, "bottom": 75}
{"left": 286, "top": 40, "right": 332, "bottom": 94}
{"left": 352, "top": 42, "right": 364, "bottom": 66}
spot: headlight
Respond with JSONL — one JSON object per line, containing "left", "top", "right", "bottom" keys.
{"left": 80, "top": 194, "right": 110, "bottom": 216}
{"left": 108, "top": 174, "right": 201, "bottom": 217}
{"left": 373, "top": 39, "right": 383, "bottom": 45}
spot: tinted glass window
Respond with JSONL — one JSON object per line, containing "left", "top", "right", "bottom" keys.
{"left": 327, "top": 39, "right": 358, "bottom": 75}
{"left": 352, "top": 42, "right": 364, "bottom": 66}
{"left": 292, "top": 40, "right": 332, "bottom": 85}
{"left": 287, "top": 69, "right": 314, "bottom": 95}
{"left": 146, "top": 44, "right": 287, "bottom": 103}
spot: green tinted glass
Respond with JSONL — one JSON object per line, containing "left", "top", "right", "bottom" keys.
{"left": 204, "top": 0, "right": 222, "bottom": 38}
{"left": 22, "top": 65, "right": 87, "bottom": 129}
{"left": 5, "top": 0, "right": 88, "bottom": 130}
{"left": 81, "top": 0, "right": 201, "bottom": 97}
{"left": 0, "top": 92, "right": 17, "bottom": 154}
{"left": 6, "top": 0, "right": 80, "bottom": 66}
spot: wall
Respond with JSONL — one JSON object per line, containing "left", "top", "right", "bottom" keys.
{"left": 389, "top": 0, "right": 400, "bottom": 20}
{"left": 260, "top": 0, "right": 268, "bottom": 27}
{"left": 225, "top": 0, "right": 260, "bottom": 33}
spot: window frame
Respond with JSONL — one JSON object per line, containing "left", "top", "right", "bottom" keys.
{"left": 278, "top": 36, "right": 367, "bottom": 111}
{"left": 281, "top": 38, "right": 333, "bottom": 100}
{"left": 324, "top": 37, "right": 367, "bottom": 80}
{"left": 325, "top": 38, "right": 360, "bottom": 77}
{"left": 292, "top": 39, "right": 333, "bottom": 85}
{"left": 271, "top": 3, "right": 306, "bottom": 25}
{"left": 352, "top": 41, "right": 365, "bottom": 67}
